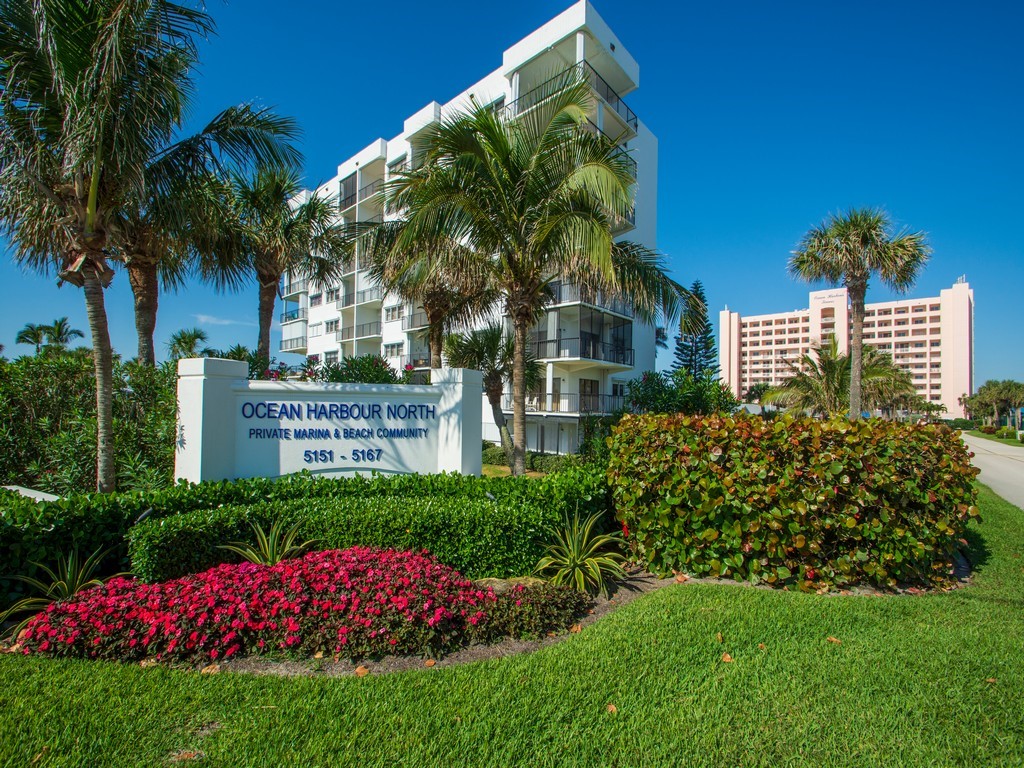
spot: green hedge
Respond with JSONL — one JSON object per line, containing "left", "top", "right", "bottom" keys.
{"left": 481, "top": 445, "right": 581, "bottom": 474}
{"left": 2, "top": 465, "right": 609, "bottom": 604}
{"left": 608, "top": 414, "right": 980, "bottom": 589}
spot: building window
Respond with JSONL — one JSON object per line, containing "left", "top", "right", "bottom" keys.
{"left": 384, "top": 305, "right": 405, "bottom": 322}
{"left": 326, "top": 288, "right": 340, "bottom": 303}
{"left": 325, "top": 320, "right": 339, "bottom": 334}
{"left": 611, "top": 381, "right": 625, "bottom": 398}
{"left": 324, "top": 351, "right": 339, "bottom": 365}
{"left": 308, "top": 323, "right": 322, "bottom": 338}
{"left": 384, "top": 343, "right": 404, "bottom": 358}
{"left": 310, "top": 293, "right": 323, "bottom": 307}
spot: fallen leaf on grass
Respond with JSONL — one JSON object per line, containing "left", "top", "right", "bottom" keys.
{"left": 200, "top": 663, "right": 219, "bottom": 675}
{"left": 986, "top": 678, "right": 997, "bottom": 684}
{"left": 169, "top": 750, "right": 205, "bottom": 762}
{"left": 313, "top": 651, "right": 324, "bottom": 660}
{"left": 30, "top": 747, "right": 49, "bottom": 764}
{"left": 721, "top": 653, "right": 733, "bottom": 663}
{"left": 140, "top": 658, "right": 157, "bottom": 668}
{"left": 674, "top": 573, "right": 690, "bottom": 583}
{"left": 827, "top": 637, "right": 842, "bottom": 645}
{"left": 606, "top": 703, "right": 618, "bottom": 714}
{"left": 424, "top": 659, "right": 436, "bottom": 667}
{"left": 355, "top": 665, "right": 370, "bottom": 677}
{"left": 569, "top": 623, "right": 582, "bottom": 634}
{"left": 758, "top": 643, "right": 767, "bottom": 650}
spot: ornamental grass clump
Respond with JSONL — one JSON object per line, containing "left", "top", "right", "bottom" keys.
{"left": 17, "top": 548, "right": 585, "bottom": 662}
{"left": 608, "top": 413, "right": 979, "bottom": 590}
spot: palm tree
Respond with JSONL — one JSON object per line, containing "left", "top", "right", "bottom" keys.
{"left": 229, "top": 166, "right": 351, "bottom": 360}
{"left": 365, "top": 72, "right": 682, "bottom": 474}
{"left": 444, "top": 324, "right": 542, "bottom": 467}
{"left": 220, "top": 343, "right": 252, "bottom": 361}
{"left": 15, "top": 323, "right": 47, "bottom": 356}
{"left": 790, "top": 209, "right": 929, "bottom": 419}
{"left": 0, "top": 0, "right": 213, "bottom": 492}
{"left": 43, "top": 317, "right": 85, "bottom": 350}
{"left": 118, "top": 107, "right": 300, "bottom": 365}
{"left": 167, "top": 328, "right": 216, "bottom": 360}
{"left": 762, "top": 336, "right": 915, "bottom": 417}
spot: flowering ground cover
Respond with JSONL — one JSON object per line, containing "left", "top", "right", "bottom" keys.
{"left": 0, "top": 485, "right": 1022, "bottom": 766}
{"left": 16, "top": 548, "right": 587, "bottom": 663}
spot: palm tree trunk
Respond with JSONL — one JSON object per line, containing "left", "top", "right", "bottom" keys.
{"left": 82, "top": 266, "right": 116, "bottom": 493}
{"left": 429, "top": 325, "right": 444, "bottom": 370}
{"left": 848, "top": 284, "right": 866, "bottom": 419}
{"left": 484, "top": 378, "right": 515, "bottom": 469}
{"left": 127, "top": 258, "right": 159, "bottom": 366}
{"left": 511, "top": 316, "right": 529, "bottom": 476}
{"left": 257, "top": 277, "right": 278, "bottom": 361}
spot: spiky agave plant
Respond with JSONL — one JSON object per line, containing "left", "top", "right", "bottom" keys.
{"left": 1, "top": 547, "right": 121, "bottom": 640}
{"left": 218, "top": 518, "right": 318, "bottom": 565}
{"left": 535, "top": 512, "right": 628, "bottom": 598}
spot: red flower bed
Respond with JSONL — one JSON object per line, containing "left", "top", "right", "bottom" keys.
{"left": 19, "top": 548, "right": 568, "bottom": 662}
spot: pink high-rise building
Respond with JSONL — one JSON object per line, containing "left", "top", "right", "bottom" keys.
{"left": 719, "top": 278, "right": 974, "bottom": 416}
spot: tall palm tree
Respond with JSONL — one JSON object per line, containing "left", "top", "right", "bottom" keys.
{"left": 444, "top": 324, "right": 542, "bottom": 467}
{"left": 229, "top": 166, "right": 351, "bottom": 360}
{"left": 790, "top": 209, "right": 930, "bottom": 419}
{"left": 167, "top": 327, "right": 216, "bottom": 360}
{"left": 118, "top": 107, "right": 300, "bottom": 365}
{"left": 365, "top": 72, "right": 682, "bottom": 474}
{"left": 15, "top": 323, "right": 47, "bottom": 356}
{"left": 43, "top": 317, "right": 84, "bottom": 349}
{"left": 0, "top": 0, "right": 213, "bottom": 491}
{"left": 762, "top": 336, "right": 915, "bottom": 417}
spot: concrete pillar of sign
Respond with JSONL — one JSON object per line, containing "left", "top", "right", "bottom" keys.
{"left": 433, "top": 367, "right": 483, "bottom": 476}
{"left": 175, "top": 358, "right": 247, "bottom": 483}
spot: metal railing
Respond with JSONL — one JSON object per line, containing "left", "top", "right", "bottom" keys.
{"left": 279, "top": 308, "right": 308, "bottom": 324}
{"left": 281, "top": 278, "right": 308, "bottom": 296}
{"left": 583, "top": 120, "right": 637, "bottom": 178}
{"left": 340, "top": 191, "right": 357, "bottom": 210}
{"left": 501, "top": 392, "right": 626, "bottom": 414}
{"left": 397, "top": 352, "right": 431, "bottom": 368}
{"left": 356, "top": 286, "right": 383, "bottom": 304}
{"left": 402, "top": 310, "right": 429, "bottom": 331}
{"left": 506, "top": 62, "right": 638, "bottom": 132}
{"left": 358, "top": 178, "right": 383, "bottom": 201}
{"left": 388, "top": 158, "right": 409, "bottom": 176}
{"left": 336, "top": 293, "right": 356, "bottom": 309}
{"left": 548, "top": 281, "right": 634, "bottom": 317}
{"left": 531, "top": 336, "right": 634, "bottom": 366}
{"left": 354, "top": 320, "right": 382, "bottom": 338}
{"left": 280, "top": 336, "right": 307, "bottom": 352}
{"left": 336, "top": 326, "right": 353, "bottom": 342}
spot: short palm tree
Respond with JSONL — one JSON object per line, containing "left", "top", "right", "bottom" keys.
{"left": 15, "top": 323, "right": 47, "bottom": 356}
{"left": 229, "top": 166, "right": 351, "bottom": 360}
{"left": 43, "top": 317, "right": 85, "bottom": 350}
{"left": 0, "top": 0, "right": 214, "bottom": 492}
{"left": 118, "top": 107, "right": 300, "bottom": 365}
{"left": 444, "top": 324, "right": 542, "bottom": 467}
{"left": 167, "top": 327, "right": 216, "bottom": 360}
{"left": 762, "top": 336, "right": 915, "bottom": 417}
{"left": 790, "top": 209, "right": 929, "bottom": 419}
{"left": 365, "top": 71, "right": 683, "bottom": 474}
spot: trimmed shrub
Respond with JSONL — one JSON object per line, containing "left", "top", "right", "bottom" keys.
{"left": 608, "top": 414, "right": 979, "bottom": 589}
{"left": 19, "top": 548, "right": 589, "bottom": 662}
{"left": 945, "top": 418, "right": 975, "bottom": 430}
{"left": 995, "top": 426, "right": 1016, "bottom": 439}
{"left": 979, "top": 425, "right": 997, "bottom": 434}
{"left": 482, "top": 445, "right": 507, "bottom": 465}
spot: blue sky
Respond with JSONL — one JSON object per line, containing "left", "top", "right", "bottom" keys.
{"left": 1, "top": 0, "right": 1021, "bottom": 384}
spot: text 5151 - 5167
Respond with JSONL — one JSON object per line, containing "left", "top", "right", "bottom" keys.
{"left": 302, "top": 448, "right": 384, "bottom": 464}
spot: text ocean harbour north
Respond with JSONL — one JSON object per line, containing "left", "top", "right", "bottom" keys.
{"left": 241, "top": 400, "right": 437, "bottom": 442}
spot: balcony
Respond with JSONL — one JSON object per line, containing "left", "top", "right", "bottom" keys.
{"left": 280, "top": 336, "right": 307, "bottom": 353}
{"left": 583, "top": 121, "right": 637, "bottom": 178}
{"left": 356, "top": 286, "right": 383, "bottom": 304}
{"left": 336, "top": 293, "right": 356, "bottom": 309}
{"left": 280, "top": 278, "right": 308, "bottom": 297}
{"left": 403, "top": 352, "right": 431, "bottom": 368}
{"left": 402, "top": 310, "right": 429, "bottom": 331}
{"left": 549, "top": 281, "right": 633, "bottom": 318}
{"left": 532, "top": 336, "right": 634, "bottom": 367}
{"left": 336, "top": 326, "right": 353, "bottom": 342}
{"left": 354, "top": 320, "right": 382, "bottom": 339}
{"left": 501, "top": 392, "right": 625, "bottom": 415}
{"left": 340, "top": 191, "right": 357, "bottom": 211}
{"left": 280, "top": 308, "right": 308, "bottom": 324}
{"left": 358, "top": 178, "right": 384, "bottom": 202}
{"left": 506, "top": 62, "right": 638, "bottom": 134}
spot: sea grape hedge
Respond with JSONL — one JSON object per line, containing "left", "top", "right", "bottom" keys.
{"left": 608, "top": 414, "right": 980, "bottom": 589}
{"left": 1, "top": 465, "right": 609, "bottom": 607}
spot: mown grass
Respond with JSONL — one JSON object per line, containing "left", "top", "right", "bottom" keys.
{"left": 967, "top": 429, "right": 1024, "bottom": 447}
{"left": 1, "top": 485, "right": 1022, "bottom": 767}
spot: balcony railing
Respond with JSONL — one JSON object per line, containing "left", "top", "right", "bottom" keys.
{"left": 506, "top": 62, "right": 637, "bottom": 132}
{"left": 548, "top": 282, "right": 634, "bottom": 317}
{"left": 281, "top": 278, "right": 308, "bottom": 296}
{"left": 358, "top": 178, "right": 384, "bottom": 201}
{"left": 354, "top": 320, "right": 382, "bottom": 338}
{"left": 280, "top": 308, "right": 308, "bottom": 324}
{"left": 501, "top": 392, "right": 625, "bottom": 414}
{"left": 356, "top": 286, "right": 383, "bottom": 304}
{"left": 532, "top": 336, "right": 634, "bottom": 366}
{"left": 336, "top": 326, "right": 353, "bottom": 342}
{"left": 280, "top": 336, "right": 307, "bottom": 352}
{"left": 340, "top": 191, "right": 357, "bottom": 210}
{"left": 336, "top": 293, "right": 356, "bottom": 309}
{"left": 583, "top": 121, "right": 637, "bottom": 178}
{"left": 402, "top": 311, "right": 429, "bottom": 331}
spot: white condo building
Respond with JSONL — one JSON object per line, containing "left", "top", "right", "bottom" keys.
{"left": 279, "top": 1, "right": 658, "bottom": 453}
{"left": 719, "top": 278, "right": 975, "bottom": 416}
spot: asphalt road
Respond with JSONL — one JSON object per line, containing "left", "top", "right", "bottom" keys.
{"left": 961, "top": 432, "right": 1024, "bottom": 509}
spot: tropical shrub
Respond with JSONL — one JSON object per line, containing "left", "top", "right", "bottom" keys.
{"left": 995, "top": 426, "right": 1016, "bottom": 439}
{"left": 627, "top": 369, "right": 739, "bottom": 416}
{"left": 979, "top": 425, "right": 997, "bottom": 434}
{"left": 219, "top": 518, "right": 318, "bottom": 565}
{"left": 18, "top": 548, "right": 587, "bottom": 662}
{"left": 535, "top": 512, "right": 627, "bottom": 597}
{"left": 608, "top": 414, "right": 979, "bottom": 589}
{"left": 481, "top": 445, "right": 579, "bottom": 474}
{"left": 945, "top": 418, "right": 975, "bottom": 430}
{"left": 308, "top": 354, "right": 412, "bottom": 384}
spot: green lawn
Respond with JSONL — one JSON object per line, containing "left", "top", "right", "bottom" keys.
{"left": 2, "top": 486, "right": 1022, "bottom": 767}
{"left": 967, "top": 429, "right": 1024, "bottom": 447}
